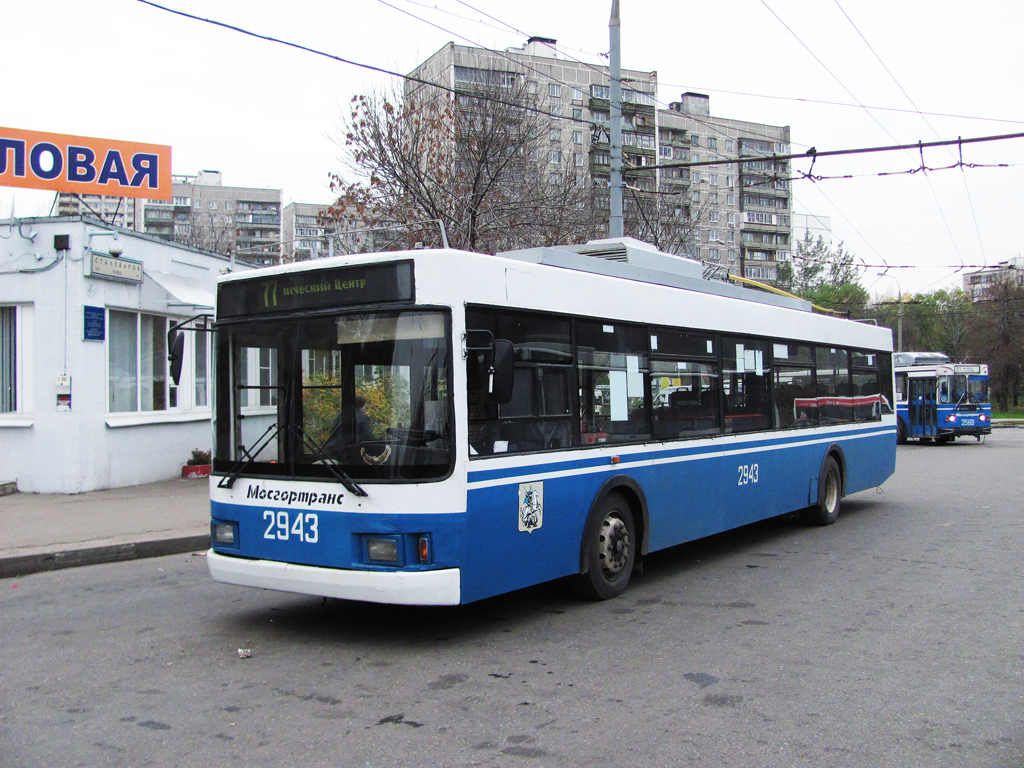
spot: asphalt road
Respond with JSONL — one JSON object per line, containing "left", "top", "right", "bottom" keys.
{"left": 2, "top": 431, "right": 1022, "bottom": 767}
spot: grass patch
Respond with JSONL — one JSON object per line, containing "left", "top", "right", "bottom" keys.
{"left": 991, "top": 407, "right": 1024, "bottom": 420}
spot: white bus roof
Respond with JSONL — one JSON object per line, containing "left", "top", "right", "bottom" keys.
{"left": 218, "top": 239, "right": 892, "bottom": 351}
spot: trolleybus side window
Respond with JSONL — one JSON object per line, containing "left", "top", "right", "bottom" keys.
{"left": 466, "top": 308, "right": 573, "bottom": 455}
{"left": 851, "top": 350, "right": 883, "bottom": 422}
{"left": 816, "top": 347, "right": 854, "bottom": 423}
{"left": 895, "top": 371, "right": 907, "bottom": 403}
{"left": 773, "top": 343, "right": 816, "bottom": 428}
{"left": 649, "top": 330, "right": 720, "bottom": 438}
{"left": 879, "top": 352, "right": 894, "bottom": 413}
{"left": 722, "top": 336, "right": 772, "bottom": 433}
{"left": 577, "top": 321, "right": 651, "bottom": 445}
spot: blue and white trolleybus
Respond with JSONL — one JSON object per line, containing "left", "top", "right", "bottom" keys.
{"left": 202, "top": 239, "right": 897, "bottom": 605}
{"left": 893, "top": 351, "right": 991, "bottom": 443}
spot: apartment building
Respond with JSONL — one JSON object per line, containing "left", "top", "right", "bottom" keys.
{"left": 963, "top": 256, "right": 1024, "bottom": 300}
{"left": 282, "top": 202, "right": 331, "bottom": 262}
{"left": 55, "top": 193, "right": 142, "bottom": 231}
{"left": 61, "top": 171, "right": 282, "bottom": 265}
{"left": 143, "top": 171, "right": 281, "bottom": 265}
{"left": 407, "top": 40, "right": 792, "bottom": 278}
{"left": 660, "top": 92, "right": 792, "bottom": 280}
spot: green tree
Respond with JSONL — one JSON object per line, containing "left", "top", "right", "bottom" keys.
{"left": 775, "top": 231, "right": 867, "bottom": 314}
{"left": 918, "top": 288, "right": 976, "bottom": 361}
{"left": 970, "top": 280, "right": 1024, "bottom": 409}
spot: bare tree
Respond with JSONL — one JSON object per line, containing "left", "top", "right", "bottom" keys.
{"left": 171, "top": 207, "right": 235, "bottom": 255}
{"left": 622, "top": 175, "right": 713, "bottom": 257}
{"left": 328, "top": 78, "right": 604, "bottom": 253}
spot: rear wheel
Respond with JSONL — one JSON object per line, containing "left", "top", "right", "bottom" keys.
{"left": 574, "top": 492, "right": 636, "bottom": 600}
{"left": 802, "top": 455, "right": 841, "bottom": 526}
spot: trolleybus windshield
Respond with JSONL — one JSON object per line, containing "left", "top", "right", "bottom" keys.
{"left": 214, "top": 309, "right": 453, "bottom": 482}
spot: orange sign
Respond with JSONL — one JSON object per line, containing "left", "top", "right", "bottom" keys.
{"left": 0, "top": 127, "right": 171, "bottom": 200}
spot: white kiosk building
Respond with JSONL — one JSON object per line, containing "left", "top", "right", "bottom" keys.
{"left": 1, "top": 216, "right": 249, "bottom": 493}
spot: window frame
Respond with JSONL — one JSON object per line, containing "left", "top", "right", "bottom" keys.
{"left": 0, "top": 304, "right": 33, "bottom": 423}
{"left": 106, "top": 309, "right": 213, "bottom": 419}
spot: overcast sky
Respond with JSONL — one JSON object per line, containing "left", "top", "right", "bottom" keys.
{"left": 3, "top": 0, "right": 1022, "bottom": 296}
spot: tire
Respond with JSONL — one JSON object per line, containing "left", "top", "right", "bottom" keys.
{"left": 896, "top": 420, "right": 907, "bottom": 445}
{"left": 802, "top": 455, "right": 841, "bottom": 526}
{"left": 574, "top": 492, "right": 636, "bottom": 600}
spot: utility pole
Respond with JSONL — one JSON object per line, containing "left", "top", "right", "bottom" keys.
{"left": 877, "top": 271, "right": 903, "bottom": 352}
{"left": 609, "top": 0, "right": 624, "bottom": 238}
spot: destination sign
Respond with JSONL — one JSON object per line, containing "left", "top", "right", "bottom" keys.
{"left": 217, "top": 261, "right": 415, "bottom": 318}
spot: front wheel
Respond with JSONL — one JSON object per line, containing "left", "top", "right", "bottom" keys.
{"left": 801, "top": 455, "right": 841, "bottom": 526}
{"left": 573, "top": 492, "right": 636, "bottom": 600}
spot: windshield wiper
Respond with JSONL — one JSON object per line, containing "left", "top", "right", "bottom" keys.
{"left": 288, "top": 425, "right": 369, "bottom": 498}
{"left": 218, "top": 421, "right": 281, "bottom": 489}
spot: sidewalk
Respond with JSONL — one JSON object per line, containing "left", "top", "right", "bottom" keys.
{"left": 0, "top": 477, "right": 211, "bottom": 579}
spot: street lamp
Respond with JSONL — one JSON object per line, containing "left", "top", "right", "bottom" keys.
{"left": 876, "top": 271, "right": 903, "bottom": 352}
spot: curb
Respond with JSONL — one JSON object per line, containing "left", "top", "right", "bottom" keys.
{"left": 0, "top": 534, "right": 210, "bottom": 579}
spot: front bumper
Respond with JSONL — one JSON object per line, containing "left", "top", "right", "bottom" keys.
{"left": 207, "top": 549, "right": 462, "bottom": 605}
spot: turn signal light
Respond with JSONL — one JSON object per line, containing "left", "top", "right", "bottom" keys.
{"left": 418, "top": 535, "right": 431, "bottom": 563}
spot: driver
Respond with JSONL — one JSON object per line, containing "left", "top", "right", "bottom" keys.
{"left": 326, "top": 394, "right": 374, "bottom": 455}
{"left": 353, "top": 395, "right": 374, "bottom": 443}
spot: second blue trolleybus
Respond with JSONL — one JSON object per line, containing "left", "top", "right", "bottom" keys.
{"left": 200, "top": 239, "right": 896, "bottom": 605}
{"left": 894, "top": 351, "right": 991, "bottom": 444}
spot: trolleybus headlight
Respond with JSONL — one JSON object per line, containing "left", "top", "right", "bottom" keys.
{"left": 945, "top": 415, "right": 957, "bottom": 423}
{"left": 212, "top": 521, "right": 238, "bottom": 547}
{"left": 980, "top": 414, "right": 988, "bottom": 422}
{"left": 367, "top": 537, "right": 400, "bottom": 563}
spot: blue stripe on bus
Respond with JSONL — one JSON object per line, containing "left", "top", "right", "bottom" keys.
{"left": 467, "top": 424, "right": 894, "bottom": 486}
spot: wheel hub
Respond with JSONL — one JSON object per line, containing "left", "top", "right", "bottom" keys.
{"left": 598, "top": 515, "right": 630, "bottom": 577}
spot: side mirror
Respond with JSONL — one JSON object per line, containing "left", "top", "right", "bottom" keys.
{"left": 168, "top": 330, "right": 185, "bottom": 386}
{"left": 465, "top": 330, "right": 515, "bottom": 405}
{"left": 487, "top": 339, "right": 514, "bottom": 404}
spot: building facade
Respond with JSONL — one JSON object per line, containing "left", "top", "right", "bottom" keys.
{"left": 0, "top": 216, "right": 250, "bottom": 493}
{"left": 407, "top": 41, "right": 792, "bottom": 278}
{"left": 57, "top": 171, "right": 283, "bottom": 265}
{"left": 282, "top": 202, "right": 334, "bottom": 262}
{"left": 55, "top": 193, "right": 143, "bottom": 231}
{"left": 660, "top": 93, "right": 792, "bottom": 281}
{"left": 963, "top": 256, "right": 1024, "bottom": 300}
{"left": 143, "top": 171, "right": 281, "bottom": 265}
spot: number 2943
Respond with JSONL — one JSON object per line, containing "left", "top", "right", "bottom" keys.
{"left": 737, "top": 464, "right": 759, "bottom": 485}
{"left": 263, "top": 510, "right": 319, "bottom": 543}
